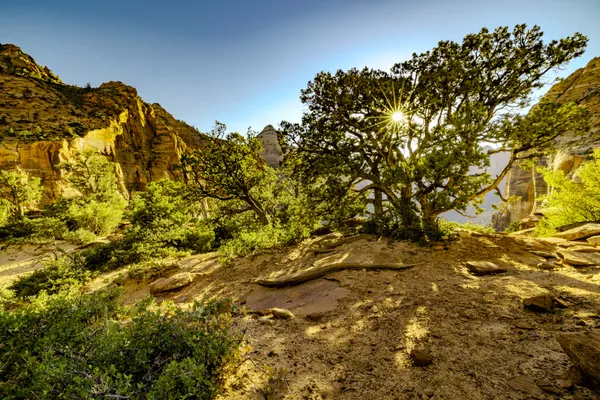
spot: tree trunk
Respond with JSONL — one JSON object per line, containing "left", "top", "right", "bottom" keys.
{"left": 373, "top": 189, "right": 383, "bottom": 219}
{"left": 396, "top": 189, "right": 420, "bottom": 230}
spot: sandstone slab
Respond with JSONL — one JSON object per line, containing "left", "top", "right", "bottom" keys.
{"left": 465, "top": 261, "right": 507, "bottom": 276}
{"left": 556, "top": 331, "right": 600, "bottom": 387}
{"left": 507, "top": 376, "right": 544, "bottom": 395}
{"left": 149, "top": 272, "right": 193, "bottom": 294}
{"left": 558, "top": 250, "right": 600, "bottom": 267}
{"left": 553, "top": 223, "right": 600, "bottom": 241}
{"left": 530, "top": 250, "right": 556, "bottom": 259}
{"left": 246, "top": 278, "right": 349, "bottom": 317}
{"left": 588, "top": 235, "right": 600, "bottom": 246}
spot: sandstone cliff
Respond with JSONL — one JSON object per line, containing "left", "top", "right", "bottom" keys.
{"left": 0, "top": 44, "right": 205, "bottom": 201}
{"left": 492, "top": 56, "right": 600, "bottom": 230}
{"left": 257, "top": 124, "right": 283, "bottom": 168}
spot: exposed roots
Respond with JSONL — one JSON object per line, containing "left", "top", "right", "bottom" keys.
{"left": 254, "top": 262, "right": 419, "bottom": 288}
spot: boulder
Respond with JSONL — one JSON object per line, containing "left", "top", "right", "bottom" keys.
{"left": 465, "top": 261, "right": 507, "bottom": 276}
{"left": 556, "top": 331, "right": 600, "bottom": 387}
{"left": 149, "top": 272, "right": 193, "bottom": 294}
{"left": 553, "top": 223, "right": 600, "bottom": 241}
{"left": 588, "top": 235, "right": 600, "bottom": 246}
{"left": 523, "top": 294, "right": 554, "bottom": 312}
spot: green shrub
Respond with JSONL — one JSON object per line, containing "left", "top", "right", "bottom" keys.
{"left": 504, "top": 220, "right": 522, "bottom": 233}
{"left": 438, "top": 220, "right": 494, "bottom": 235}
{"left": 0, "top": 217, "right": 68, "bottom": 243}
{"left": 127, "top": 260, "right": 179, "bottom": 282}
{"left": 0, "top": 289, "right": 239, "bottom": 399}
{"left": 218, "top": 224, "right": 286, "bottom": 264}
{"left": 63, "top": 228, "right": 97, "bottom": 245}
{"left": 63, "top": 197, "right": 127, "bottom": 236}
{"left": 9, "top": 253, "right": 92, "bottom": 298}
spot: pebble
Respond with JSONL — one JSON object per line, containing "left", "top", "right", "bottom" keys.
{"left": 410, "top": 348, "right": 433, "bottom": 367}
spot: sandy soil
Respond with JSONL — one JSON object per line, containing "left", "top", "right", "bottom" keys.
{"left": 2, "top": 232, "right": 600, "bottom": 399}
{"left": 0, "top": 241, "right": 82, "bottom": 289}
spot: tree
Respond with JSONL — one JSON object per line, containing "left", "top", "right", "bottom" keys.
{"left": 61, "top": 149, "right": 126, "bottom": 202}
{"left": 282, "top": 25, "right": 590, "bottom": 237}
{"left": 57, "top": 149, "right": 127, "bottom": 235}
{"left": 179, "top": 122, "right": 278, "bottom": 226}
{"left": 0, "top": 168, "right": 42, "bottom": 219}
{"left": 535, "top": 149, "right": 600, "bottom": 235}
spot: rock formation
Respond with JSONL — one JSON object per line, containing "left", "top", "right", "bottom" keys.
{"left": 492, "top": 57, "right": 600, "bottom": 230}
{"left": 0, "top": 44, "right": 205, "bottom": 201}
{"left": 257, "top": 124, "right": 283, "bottom": 168}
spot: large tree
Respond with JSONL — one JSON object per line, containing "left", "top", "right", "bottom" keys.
{"left": 179, "top": 123, "right": 278, "bottom": 226}
{"left": 282, "top": 25, "right": 590, "bottom": 236}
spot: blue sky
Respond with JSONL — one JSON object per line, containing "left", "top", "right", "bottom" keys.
{"left": 1, "top": 0, "right": 599, "bottom": 134}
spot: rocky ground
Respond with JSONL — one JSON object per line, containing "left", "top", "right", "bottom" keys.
{"left": 2, "top": 230, "right": 600, "bottom": 400}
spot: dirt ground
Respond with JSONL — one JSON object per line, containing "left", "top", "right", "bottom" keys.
{"left": 2, "top": 232, "right": 600, "bottom": 399}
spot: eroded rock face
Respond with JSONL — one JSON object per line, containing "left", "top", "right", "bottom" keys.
{"left": 0, "top": 44, "right": 205, "bottom": 202}
{"left": 257, "top": 124, "right": 283, "bottom": 168}
{"left": 493, "top": 57, "right": 600, "bottom": 230}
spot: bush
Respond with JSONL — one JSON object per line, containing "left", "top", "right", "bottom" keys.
{"left": 62, "top": 196, "right": 126, "bottom": 236}
{"left": 0, "top": 289, "right": 240, "bottom": 399}
{"left": 63, "top": 228, "right": 97, "bottom": 245}
{"left": 0, "top": 217, "right": 68, "bottom": 243}
{"left": 438, "top": 220, "right": 495, "bottom": 235}
{"left": 9, "top": 253, "right": 92, "bottom": 298}
{"left": 504, "top": 220, "right": 522, "bottom": 233}
{"left": 218, "top": 224, "right": 287, "bottom": 264}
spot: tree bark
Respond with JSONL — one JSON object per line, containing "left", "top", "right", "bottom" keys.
{"left": 373, "top": 188, "right": 383, "bottom": 219}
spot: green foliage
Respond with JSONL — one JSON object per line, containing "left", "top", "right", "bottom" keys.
{"left": 0, "top": 217, "right": 68, "bottom": 243}
{"left": 0, "top": 168, "right": 42, "bottom": 219}
{"left": 130, "top": 179, "right": 192, "bottom": 228}
{"left": 535, "top": 149, "right": 600, "bottom": 236}
{"left": 282, "top": 24, "right": 589, "bottom": 240}
{"left": 217, "top": 224, "right": 287, "bottom": 264}
{"left": 180, "top": 123, "right": 278, "bottom": 226}
{"left": 56, "top": 149, "right": 127, "bottom": 235}
{"left": 504, "top": 220, "right": 522, "bottom": 233}
{"left": 0, "top": 289, "right": 239, "bottom": 399}
{"left": 63, "top": 228, "right": 97, "bottom": 245}
{"left": 9, "top": 253, "right": 92, "bottom": 298}
{"left": 81, "top": 180, "right": 214, "bottom": 272}
{"left": 438, "top": 220, "right": 494, "bottom": 234}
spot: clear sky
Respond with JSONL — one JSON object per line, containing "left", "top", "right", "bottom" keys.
{"left": 1, "top": 0, "right": 599, "bottom": 134}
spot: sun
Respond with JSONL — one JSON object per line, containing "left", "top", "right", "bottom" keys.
{"left": 391, "top": 111, "right": 404, "bottom": 122}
